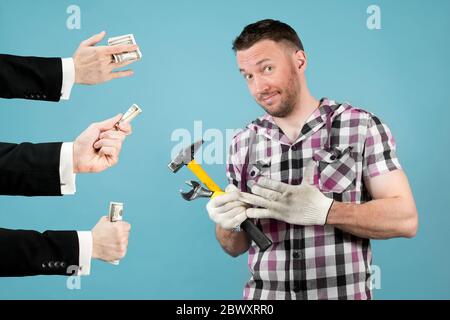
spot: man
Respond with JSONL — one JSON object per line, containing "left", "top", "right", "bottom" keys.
{"left": 207, "top": 19, "right": 418, "bottom": 299}
{"left": 0, "top": 114, "right": 132, "bottom": 276}
{"left": 0, "top": 32, "right": 138, "bottom": 276}
{"left": 0, "top": 31, "right": 138, "bottom": 101}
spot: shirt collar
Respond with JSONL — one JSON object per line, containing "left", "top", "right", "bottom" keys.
{"left": 247, "top": 97, "right": 343, "bottom": 145}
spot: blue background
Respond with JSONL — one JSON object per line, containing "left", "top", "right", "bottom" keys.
{"left": 0, "top": 0, "right": 449, "bottom": 299}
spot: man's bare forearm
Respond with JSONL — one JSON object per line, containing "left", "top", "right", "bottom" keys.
{"left": 326, "top": 197, "right": 418, "bottom": 239}
{"left": 215, "top": 225, "right": 251, "bottom": 257}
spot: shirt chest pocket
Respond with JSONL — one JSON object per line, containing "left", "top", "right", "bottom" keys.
{"left": 313, "top": 146, "right": 356, "bottom": 193}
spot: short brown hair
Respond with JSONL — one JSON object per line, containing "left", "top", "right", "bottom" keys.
{"left": 232, "top": 19, "right": 304, "bottom": 52}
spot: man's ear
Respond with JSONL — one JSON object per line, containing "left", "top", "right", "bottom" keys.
{"left": 294, "top": 50, "right": 307, "bottom": 70}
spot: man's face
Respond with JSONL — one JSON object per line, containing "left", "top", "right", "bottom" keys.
{"left": 237, "top": 40, "right": 301, "bottom": 118}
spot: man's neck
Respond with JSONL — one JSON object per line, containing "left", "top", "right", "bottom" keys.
{"left": 272, "top": 90, "right": 320, "bottom": 143}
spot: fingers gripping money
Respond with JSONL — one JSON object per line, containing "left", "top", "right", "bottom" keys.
{"left": 72, "top": 104, "right": 142, "bottom": 269}
{"left": 90, "top": 203, "right": 129, "bottom": 265}
{"left": 108, "top": 34, "right": 143, "bottom": 63}
{"left": 115, "top": 104, "right": 142, "bottom": 130}
{"left": 73, "top": 32, "right": 142, "bottom": 85}
{"left": 77, "top": 32, "right": 143, "bottom": 269}
{"left": 0, "top": 31, "right": 143, "bottom": 277}
{"left": 74, "top": 34, "right": 143, "bottom": 269}
{"left": 99, "top": 105, "right": 142, "bottom": 266}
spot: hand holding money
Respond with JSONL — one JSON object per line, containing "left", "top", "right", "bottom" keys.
{"left": 108, "top": 34, "right": 142, "bottom": 63}
{"left": 115, "top": 104, "right": 142, "bottom": 130}
{"left": 91, "top": 215, "right": 131, "bottom": 263}
{"left": 72, "top": 31, "right": 140, "bottom": 85}
{"left": 73, "top": 113, "right": 132, "bottom": 173}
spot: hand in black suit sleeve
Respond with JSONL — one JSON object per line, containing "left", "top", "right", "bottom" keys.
{"left": 0, "top": 54, "right": 62, "bottom": 101}
{"left": 0, "top": 229, "right": 79, "bottom": 277}
{"left": 0, "top": 142, "right": 63, "bottom": 196}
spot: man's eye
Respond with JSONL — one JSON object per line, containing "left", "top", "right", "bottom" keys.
{"left": 264, "top": 66, "right": 273, "bottom": 72}
{"left": 245, "top": 74, "right": 253, "bottom": 80}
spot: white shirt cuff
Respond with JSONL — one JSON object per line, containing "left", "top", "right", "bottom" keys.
{"left": 60, "top": 142, "right": 76, "bottom": 195}
{"left": 61, "top": 57, "right": 75, "bottom": 100}
{"left": 76, "top": 231, "right": 93, "bottom": 276}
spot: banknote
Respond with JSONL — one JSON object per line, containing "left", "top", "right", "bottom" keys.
{"left": 115, "top": 103, "right": 142, "bottom": 129}
{"left": 108, "top": 34, "right": 142, "bottom": 63}
{"left": 109, "top": 202, "right": 123, "bottom": 222}
{"left": 108, "top": 202, "right": 124, "bottom": 265}
{"left": 120, "top": 104, "right": 142, "bottom": 124}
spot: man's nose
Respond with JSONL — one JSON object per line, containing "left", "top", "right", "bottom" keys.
{"left": 253, "top": 76, "right": 270, "bottom": 94}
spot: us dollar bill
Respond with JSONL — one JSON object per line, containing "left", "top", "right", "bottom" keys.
{"left": 108, "top": 34, "right": 142, "bottom": 63}
{"left": 108, "top": 202, "right": 124, "bottom": 265}
{"left": 109, "top": 202, "right": 123, "bottom": 222}
{"left": 120, "top": 104, "right": 142, "bottom": 124}
{"left": 115, "top": 104, "right": 142, "bottom": 129}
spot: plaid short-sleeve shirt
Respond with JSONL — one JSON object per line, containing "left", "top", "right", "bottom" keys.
{"left": 227, "top": 98, "right": 401, "bottom": 300}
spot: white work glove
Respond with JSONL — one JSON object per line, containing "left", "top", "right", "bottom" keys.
{"left": 206, "top": 184, "right": 247, "bottom": 230}
{"left": 240, "top": 162, "right": 334, "bottom": 226}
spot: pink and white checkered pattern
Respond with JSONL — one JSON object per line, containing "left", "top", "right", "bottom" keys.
{"left": 227, "top": 98, "right": 401, "bottom": 300}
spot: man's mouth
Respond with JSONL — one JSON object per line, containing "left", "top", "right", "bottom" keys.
{"left": 260, "top": 92, "right": 279, "bottom": 104}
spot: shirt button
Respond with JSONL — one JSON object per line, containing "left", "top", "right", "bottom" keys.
{"left": 42, "top": 94, "right": 47, "bottom": 99}
{"left": 61, "top": 262, "right": 66, "bottom": 268}
{"left": 41, "top": 263, "right": 46, "bottom": 269}
{"left": 330, "top": 155, "right": 336, "bottom": 160}
{"left": 291, "top": 145, "right": 297, "bottom": 151}
{"left": 30, "top": 94, "right": 35, "bottom": 99}
{"left": 54, "top": 261, "right": 60, "bottom": 268}
{"left": 48, "top": 261, "right": 54, "bottom": 268}
{"left": 293, "top": 251, "right": 301, "bottom": 259}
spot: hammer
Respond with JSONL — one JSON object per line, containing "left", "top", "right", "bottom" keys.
{"left": 168, "top": 140, "right": 272, "bottom": 250}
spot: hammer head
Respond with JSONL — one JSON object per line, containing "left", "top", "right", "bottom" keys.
{"left": 168, "top": 139, "right": 204, "bottom": 173}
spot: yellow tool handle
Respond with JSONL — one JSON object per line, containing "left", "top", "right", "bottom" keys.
{"left": 186, "top": 159, "right": 272, "bottom": 250}
{"left": 187, "top": 160, "right": 225, "bottom": 198}
{"left": 211, "top": 190, "right": 225, "bottom": 199}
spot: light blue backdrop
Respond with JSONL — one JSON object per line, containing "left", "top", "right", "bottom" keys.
{"left": 0, "top": 0, "right": 449, "bottom": 299}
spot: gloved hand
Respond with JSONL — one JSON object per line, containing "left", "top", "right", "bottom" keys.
{"left": 206, "top": 184, "right": 247, "bottom": 230}
{"left": 240, "top": 162, "right": 334, "bottom": 226}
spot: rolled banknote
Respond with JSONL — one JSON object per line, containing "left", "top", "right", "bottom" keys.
{"left": 109, "top": 202, "right": 123, "bottom": 265}
{"left": 115, "top": 103, "right": 142, "bottom": 130}
{"left": 108, "top": 34, "right": 142, "bottom": 63}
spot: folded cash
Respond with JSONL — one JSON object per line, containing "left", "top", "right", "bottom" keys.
{"left": 115, "top": 104, "right": 142, "bottom": 130}
{"left": 109, "top": 202, "right": 123, "bottom": 222}
{"left": 108, "top": 201, "right": 124, "bottom": 266}
{"left": 120, "top": 104, "right": 142, "bottom": 124}
{"left": 108, "top": 34, "right": 142, "bottom": 63}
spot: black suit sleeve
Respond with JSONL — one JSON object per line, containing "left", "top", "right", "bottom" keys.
{"left": 0, "top": 54, "right": 63, "bottom": 101}
{"left": 0, "top": 228, "right": 79, "bottom": 277}
{"left": 0, "top": 142, "right": 63, "bottom": 196}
